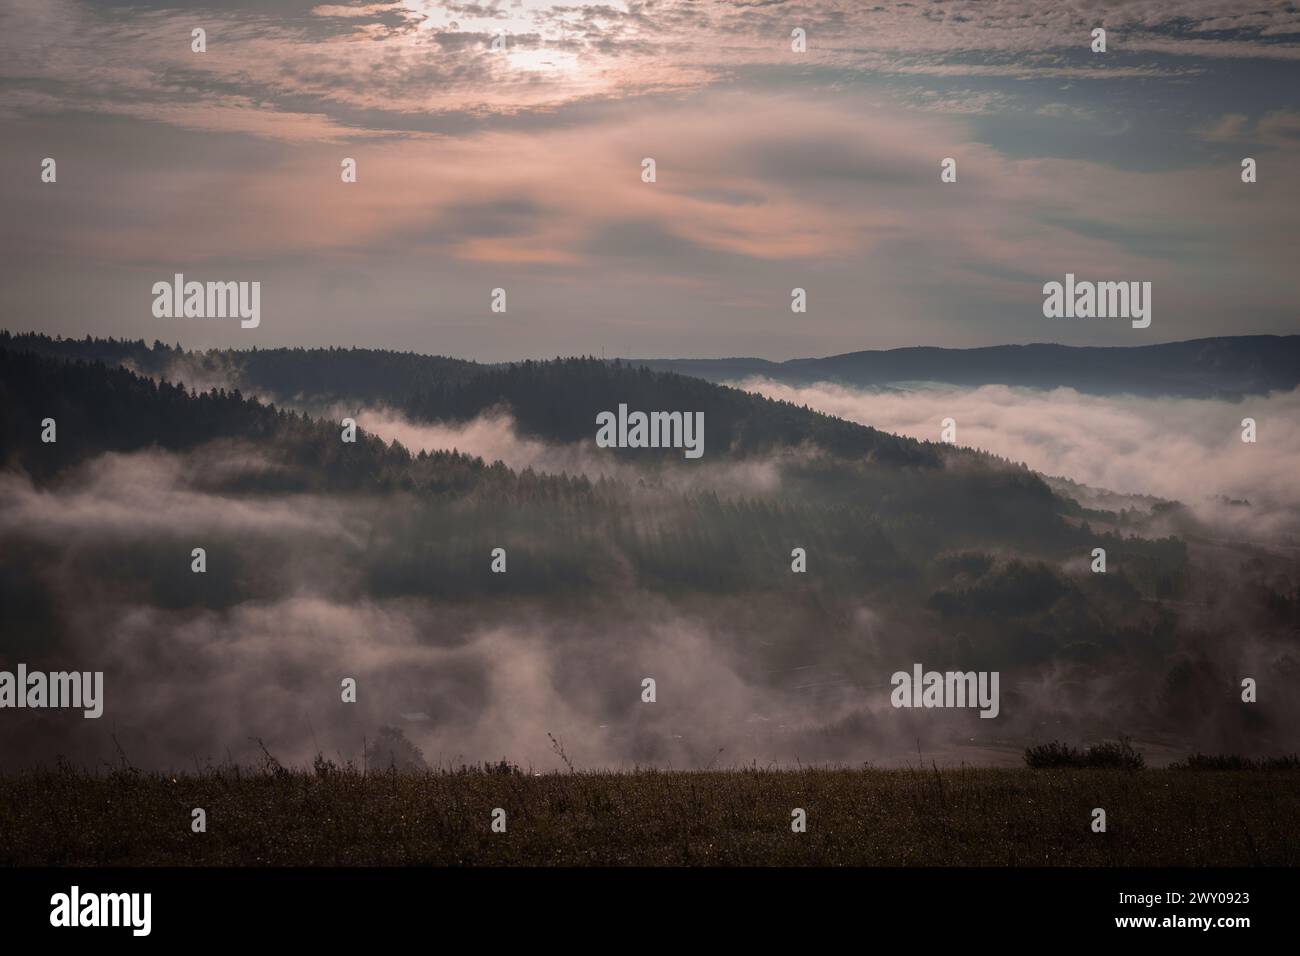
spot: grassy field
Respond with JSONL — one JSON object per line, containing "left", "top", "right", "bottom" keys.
{"left": 1, "top": 764, "right": 1296, "bottom": 866}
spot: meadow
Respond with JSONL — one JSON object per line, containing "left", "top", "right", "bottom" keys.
{"left": 2, "top": 761, "right": 1296, "bottom": 867}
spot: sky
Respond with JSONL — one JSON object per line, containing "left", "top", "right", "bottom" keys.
{"left": 1, "top": 0, "right": 1298, "bottom": 361}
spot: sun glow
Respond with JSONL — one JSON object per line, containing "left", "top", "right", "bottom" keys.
{"left": 394, "top": 0, "right": 627, "bottom": 82}
{"left": 505, "top": 47, "right": 583, "bottom": 75}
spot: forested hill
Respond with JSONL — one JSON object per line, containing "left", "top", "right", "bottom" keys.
{"left": 0, "top": 331, "right": 481, "bottom": 408}
{"left": 0, "top": 343, "right": 1179, "bottom": 602}
{"left": 0, "top": 346, "right": 510, "bottom": 495}
{"left": 2, "top": 340, "right": 1218, "bottom": 769}
{"left": 2, "top": 332, "right": 948, "bottom": 467}
{"left": 399, "top": 358, "right": 939, "bottom": 465}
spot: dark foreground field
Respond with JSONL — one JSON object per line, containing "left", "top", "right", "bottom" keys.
{"left": 3, "top": 765, "right": 1297, "bottom": 866}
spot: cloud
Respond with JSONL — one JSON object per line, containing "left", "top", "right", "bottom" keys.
{"left": 10, "top": 87, "right": 1295, "bottom": 292}
{"left": 4, "top": 0, "right": 1299, "bottom": 141}
{"left": 3, "top": 4, "right": 1298, "bottom": 360}
{"left": 1197, "top": 109, "right": 1300, "bottom": 148}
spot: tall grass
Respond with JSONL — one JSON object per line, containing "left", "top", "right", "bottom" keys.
{"left": 1, "top": 759, "right": 1296, "bottom": 866}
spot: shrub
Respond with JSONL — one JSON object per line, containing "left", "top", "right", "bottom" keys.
{"left": 1024, "top": 736, "right": 1144, "bottom": 770}
{"left": 1024, "top": 740, "right": 1082, "bottom": 768}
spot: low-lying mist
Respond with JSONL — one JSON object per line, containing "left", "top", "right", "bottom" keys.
{"left": 0, "top": 443, "right": 991, "bottom": 772}
{"left": 732, "top": 378, "right": 1300, "bottom": 543}
{"left": 2, "top": 410, "right": 1296, "bottom": 773}
{"left": 352, "top": 405, "right": 787, "bottom": 498}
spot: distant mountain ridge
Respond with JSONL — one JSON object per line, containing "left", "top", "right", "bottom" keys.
{"left": 5, "top": 330, "right": 1297, "bottom": 402}
{"left": 629, "top": 336, "right": 1300, "bottom": 398}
